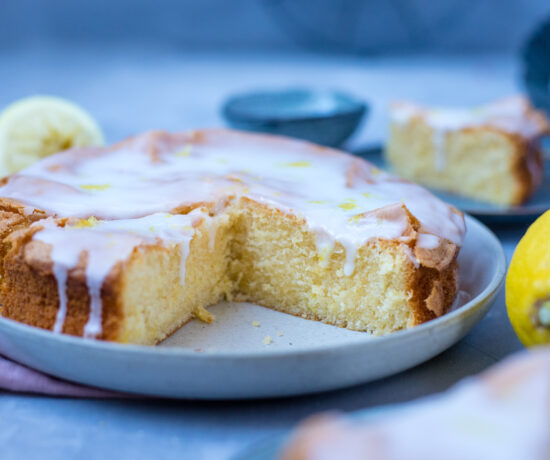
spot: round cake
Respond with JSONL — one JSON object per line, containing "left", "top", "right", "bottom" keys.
{"left": 0, "top": 129, "right": 465, "bottom": 344}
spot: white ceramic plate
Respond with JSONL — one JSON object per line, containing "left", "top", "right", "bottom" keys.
{"left": 0, "top": 215, "right": 505, "bottom": 399}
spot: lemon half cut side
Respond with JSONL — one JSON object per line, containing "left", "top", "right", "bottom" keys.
{"left": 0, "top": 95, "right": 104, "bottom": 177}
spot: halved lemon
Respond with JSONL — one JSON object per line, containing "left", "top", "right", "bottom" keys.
{"left": 506, "top": 210, "right": 550, "bottom": 347}
{"left": 0, "top": 95, "right": 104, "bottom": 176}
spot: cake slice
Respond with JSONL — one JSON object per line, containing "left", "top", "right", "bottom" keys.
{"left": 280, "top": 350, "right": 550, "bottom": 460}
{"left": 386, "top": 96, "right": 550, "bottom": 206}
{"left": 0, "top": 130, "right": 465, "bottom": 344}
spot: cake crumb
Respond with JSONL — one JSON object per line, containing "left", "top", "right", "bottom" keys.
{"left": 195, "top": 306, "right": 215, "bottom": 324}
{"left": 252, "top": 320, "right": 260, "bottom": 327}
{"left": 262, "top": 335, "right": 273, "bottom": 345}
{"left": 277, "top": 330, "right": 283, "bottom": 337}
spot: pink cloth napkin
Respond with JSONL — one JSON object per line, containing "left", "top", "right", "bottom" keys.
{"left": 0, "top": 354, "right": 125, "bottom": 397}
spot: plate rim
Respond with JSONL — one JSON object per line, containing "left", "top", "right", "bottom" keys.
{"left": 0, "top": 214, "right": 506, "bottom": 360}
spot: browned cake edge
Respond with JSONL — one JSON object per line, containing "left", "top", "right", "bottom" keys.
{"left": 506, "top": 133, "right": 544, "bottom": 205}
{"left": 465, "top": 126, "right": 544, "bottom": 206}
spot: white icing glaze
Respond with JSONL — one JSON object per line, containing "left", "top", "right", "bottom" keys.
{"left": 0, "top": 130, "right": 464, "bottom": 248}
{"left": 0, "top": 130, "right": 466, "bottom": 336}
{"left": 391, "top": 96, "right": 548, "bottom": 172}
{"left": 51, "top": 258, "right": 71, "bottom": 334}
{"left": 391, "top": 96, "right": 546, "bottom": 139}
{"left": 33, "top": 210, "right": 206, "bottom": 337}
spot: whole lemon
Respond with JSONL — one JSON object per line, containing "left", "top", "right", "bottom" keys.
{"left": 506, "top": 210, "right": 550, "bottom": 346}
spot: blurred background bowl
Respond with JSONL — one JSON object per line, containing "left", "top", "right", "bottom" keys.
{"left": 523, "top": 16, "right": 550, "bottom": 115}
{"left": 221, "top": 88, "right": 367, "bottom": 147}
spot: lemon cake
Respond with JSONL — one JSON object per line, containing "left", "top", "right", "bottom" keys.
{"left": 0, "top": 130, "right": 465, "bottom": 344}
{"left": 280, "top": 350, "right": 550, "bottom": 460}
{"left": 386, "top": 96, "right": 550, "bottom": 206}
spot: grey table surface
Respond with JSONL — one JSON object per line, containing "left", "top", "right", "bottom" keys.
{"left": 0, "top": 46, "right": 530, "bottom": 459}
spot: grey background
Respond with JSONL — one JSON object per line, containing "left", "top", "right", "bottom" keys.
{"left": 1, "top": 0, "right": 550, "bottom": 53}
{"left": 0, "top": 2, "right": 546, "bottom": 459}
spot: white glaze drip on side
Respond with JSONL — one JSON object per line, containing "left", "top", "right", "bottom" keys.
{"left": 84, "top": 268, "right": 103, "bottom": 339}
{"left": 343, "top": 242, "right": 358, "bottom": 276}
{"left": 432, "top": 129, "right": 447, "bottom": 171}
{"left": 51, "top": 262, "right": 68, "bottom": 334}
{"left": 32, "top": 210, "right": 206, "bottom": 337}
{"left": 35, "top": 230, "right": 82, "bottom": 334}
{"left": 180, "top": 244, "right": 189, "bottom": 285}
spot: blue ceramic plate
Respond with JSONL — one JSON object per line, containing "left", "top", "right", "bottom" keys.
{"left": 0, "top": 216, "right": 504, "bottom": 399}
{"left": 354, "top": 145, "right": 550, "bottom": 224}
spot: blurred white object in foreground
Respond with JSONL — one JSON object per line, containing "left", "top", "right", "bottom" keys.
{"left": 281, "top": 349, "right": 550, "bottom": 460}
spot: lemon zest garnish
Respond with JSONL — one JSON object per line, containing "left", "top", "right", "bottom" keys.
{"left": 348, "top": 214, "right": 363, "bottom": 224}
{"left": 363, "top": 192, "right": 382, "bottom": 200}
{"left": 252, "top": 320, "right": 260, "bottom": 327}
{"left": 339, "top": 202, "right": 357, "bottom": 211}
{"left": 74, "top": 216, "right": 100, "bottom": 229}
{"left": 370, "top": 167, "right": 381, "bottom": 177}
{"left": 281, "top": 161, "right": 311, "bottom": 168}
{"left": 262, "top": 335, "right": 273, "bottom": 345}
{"left": 308, "top": 200, "right": 328, "bottom": 205}
{"left": 183, "top": 225, "right": 193, "bottom": 231}
{"left": 80, "top": 183, "right": 111, "bottom": 191}
{"left": 226, "top": 174, "right": 243, "bottom": 183}
{"left": 149, "top": 226, "right": 156, "bottom": 233}
{"left": 175, "top": 145, "right": 192, "bottom": 157}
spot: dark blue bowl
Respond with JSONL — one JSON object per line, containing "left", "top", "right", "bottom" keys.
{"left": 523, "top": 17, "right": 550, "bottom": 114}
{"left": 221, "top": 88, "right": 368, "bottom": 147}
